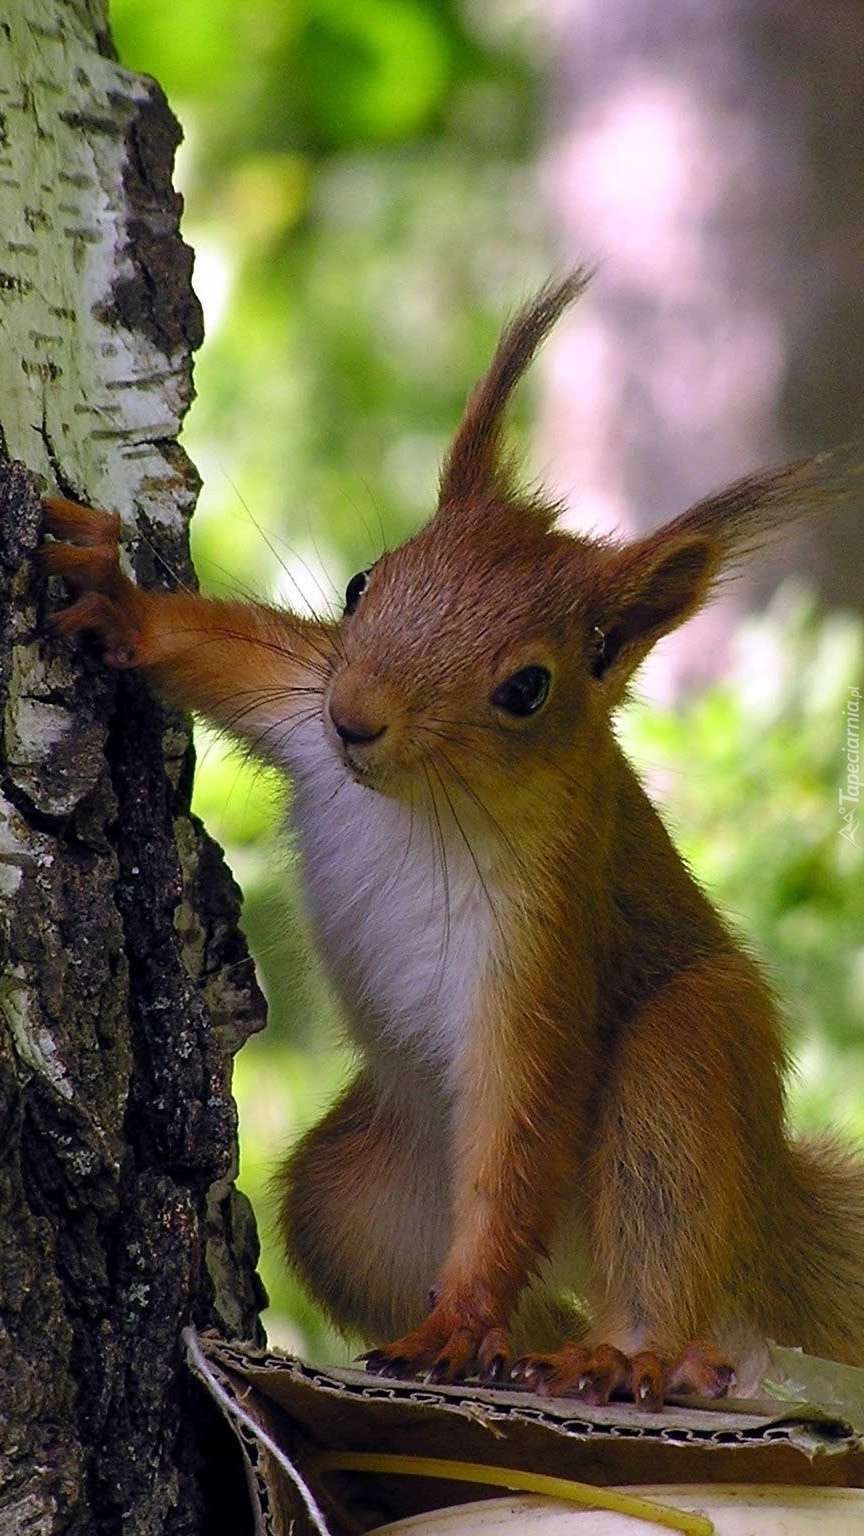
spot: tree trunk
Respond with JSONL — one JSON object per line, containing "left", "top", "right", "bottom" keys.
{"left": 0, "top": 4, "right": 266, "bottom": 1532}
{"left": 536, "top": 1, "right": 864, "bottom": 690}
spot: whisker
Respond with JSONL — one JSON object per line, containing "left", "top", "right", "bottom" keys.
{"left": 429, "top": 742, "right": 527, "bottom": 878}
{"left": 185, "top": 563, "right": 266, "bottom": 608}
{"left": 259, "top": 514, "right": 344, "bottom": 619}
{"left": 203, "top": 692, "right": 323, "bottom": 765}
{"left": 346, "top": 474, "right": 389, "bottom": 565}
{"left": 421, "top": 713, "right": 601, "bottom": 820}
{"left": 421, "top": 759, "right": 452, "bottom": 1006}
{"left": 317, "top": 771, "right": 349, "bottom": 811}
{"left": 219, "top": 470, "right": 327, "bottom": 623}
{"left": 200, "top": 686, "right": 324, "bottom": 741}
{"left": 254, "top": 706, "right": 322, "bottom": 760}
{"left": 144, "top": 618, "right": 335, "bottom": 683}
{"left": 132, "top": 527, "right": 198, "bottom": 598}
{"left": 429, "top": 757, "right": 509, "bottom": 955}
{"left": 378, "top": 781, "right": 419, "bottom": 905}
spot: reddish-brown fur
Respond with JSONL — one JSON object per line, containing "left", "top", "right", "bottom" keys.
{"left": 40, "top": 273, "right": 864, "bottom": 1408}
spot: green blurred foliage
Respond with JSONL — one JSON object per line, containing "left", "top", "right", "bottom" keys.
{"left": 112, "top": 0, "right": 555, "bottom": 1358}
{"left": 111, "top": 0, "right": 864, "bottom": 1362}
{"left": 620, "top": 592, "right": 864, "bottom": 1136}
{"left": 114, "top": 0, "right": 550, "bottom": 605}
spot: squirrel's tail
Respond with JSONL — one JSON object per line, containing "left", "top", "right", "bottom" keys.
{"left": 763, "top": 1135, "right": 864, "bottom": 1366}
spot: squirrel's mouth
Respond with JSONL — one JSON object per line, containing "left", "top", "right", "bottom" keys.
{"left": 341, "top": 743, "right": 375, "bottom": 779}
{"left": 330, "top": 731, "right": 390, "bottom": 791}
{"left": 331, "top": 734, "right": 420, "bottom": 800}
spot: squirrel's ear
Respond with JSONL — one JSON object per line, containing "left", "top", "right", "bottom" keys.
{"left": 589, "top": 534, "right": 716, "bottom": 691}
{"left": 437, "top": 269, "right": 592, "bottom": 514}
{"left": 589, "top": 452, "right": 857, "bottom": 694}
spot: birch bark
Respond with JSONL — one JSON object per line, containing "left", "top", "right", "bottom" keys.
{"left": 0, "top": 4, "right": 266, "bottom": 1531}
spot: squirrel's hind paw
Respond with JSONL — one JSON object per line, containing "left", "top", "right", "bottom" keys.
{"left": 510, "top": 1339, "right": 734, "bottom": 1411}
{"left": 361, "top": 1310, "right": 510, "bottom": 1387}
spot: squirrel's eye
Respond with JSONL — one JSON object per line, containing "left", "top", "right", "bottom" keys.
{"left": 344, "top": 569, "right": 370, "bottom": 617}
{"left": 491, "top": 665, "right": 551, "bottom": 718}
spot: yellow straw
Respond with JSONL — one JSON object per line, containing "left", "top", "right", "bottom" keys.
{"left": 317, "top": 1451, "right": 714, "bottom": 1534}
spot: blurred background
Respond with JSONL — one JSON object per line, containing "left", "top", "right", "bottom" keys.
{"left": 110, "top": 0, "right": 864, "bottom": 1360}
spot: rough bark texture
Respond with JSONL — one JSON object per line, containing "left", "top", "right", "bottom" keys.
{"left": 1, "top": 5, "right": 266, "bottom": 1533}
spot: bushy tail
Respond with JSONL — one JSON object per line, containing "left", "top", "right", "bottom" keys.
{"left": 765, "top": 1136, "right": 864, "bottom": 1365}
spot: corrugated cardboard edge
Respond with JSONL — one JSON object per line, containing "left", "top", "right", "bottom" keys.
{"left": 184, "top": 1331, "right": 864, "bottom": 1536}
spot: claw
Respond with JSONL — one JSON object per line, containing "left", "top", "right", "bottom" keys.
{"left": 665, "top": 1341, "right": 736, "bottom": 1400}
{"left": 358, "top": 1350, "right": 389, "bottom": 1374}
{"left": 361, "top": 1301, "right": 509, "bottom": 1388}
{"left": 428, "top": 1358, "right": 452, "bottom": 1385}
{"left": 513, "top": 1338, "right": 735, "bottom": 1410}
{"left": 360, "top": 1348, "right": 419, "bottom": 1381}
{"left": 635, "top": 1376, "right": 662, "bottom": 1411}
{"left": 481, "top": 1353, "right": 507, "bottom": 1385}
{"left": 38, "top": 495, "right": 143, "bottom": 664}
{"left": 381, "top": 1358, "right": 412, "bottom": 1379}
{"left": 509, "top": 1355, "right": 553, "bottom": 1389}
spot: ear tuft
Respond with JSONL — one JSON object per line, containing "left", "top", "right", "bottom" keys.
{"left": 438, "top": 269, "right": 594, "bottom": 512}
{"left": 659, "top": 450, "right": 861, "bottom": 573}
{"left": 588, "top": 448, "right": 863, "bottom": 693}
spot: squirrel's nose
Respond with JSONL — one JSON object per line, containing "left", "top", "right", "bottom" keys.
{"left": 328, "top": 700, "right": 386, "bottom": 746}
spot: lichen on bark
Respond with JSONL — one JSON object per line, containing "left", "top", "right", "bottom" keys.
{"left": 1, "top": 5, "right": 267, "bottom": 1532}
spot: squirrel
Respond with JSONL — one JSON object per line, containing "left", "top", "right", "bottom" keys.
{"left": 41, "top": 271, "right": 864, "bottom": 1410}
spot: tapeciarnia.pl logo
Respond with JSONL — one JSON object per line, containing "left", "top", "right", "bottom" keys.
{"left": 839, "top": 685, "right": 861, "bottom": 846}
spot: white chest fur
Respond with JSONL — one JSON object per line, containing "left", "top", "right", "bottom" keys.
{"left": 287, "top": 727, "right": 497, "bottom": 1074}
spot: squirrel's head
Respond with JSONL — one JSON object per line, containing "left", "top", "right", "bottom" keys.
{"left": 325, "top": 272, "right": 841, "bottom": 806}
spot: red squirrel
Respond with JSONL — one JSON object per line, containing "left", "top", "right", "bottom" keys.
{"left": 41, "top": 272, "right": 864, "bottom": 1409}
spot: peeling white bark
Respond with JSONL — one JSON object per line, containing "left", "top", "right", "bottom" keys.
{"left": 0, "top": 7, "right": 264, "bottom": 1530}
{"left": 0, "top": 0, "right": 203, "bottom": 1110}
{"left": 0, "top": 0, "right": 195, "bottom": 526}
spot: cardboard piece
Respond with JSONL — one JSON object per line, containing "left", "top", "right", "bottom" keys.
{"left": 184, "top": 1331, "right": 864, "bottom": 1536}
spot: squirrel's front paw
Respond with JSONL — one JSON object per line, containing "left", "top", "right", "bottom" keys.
{"left": 362, "top": 1300, "right": 510, "bottom": 1386}
{"left": 41, "top": 496, "right": 141, "bottom": 666}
